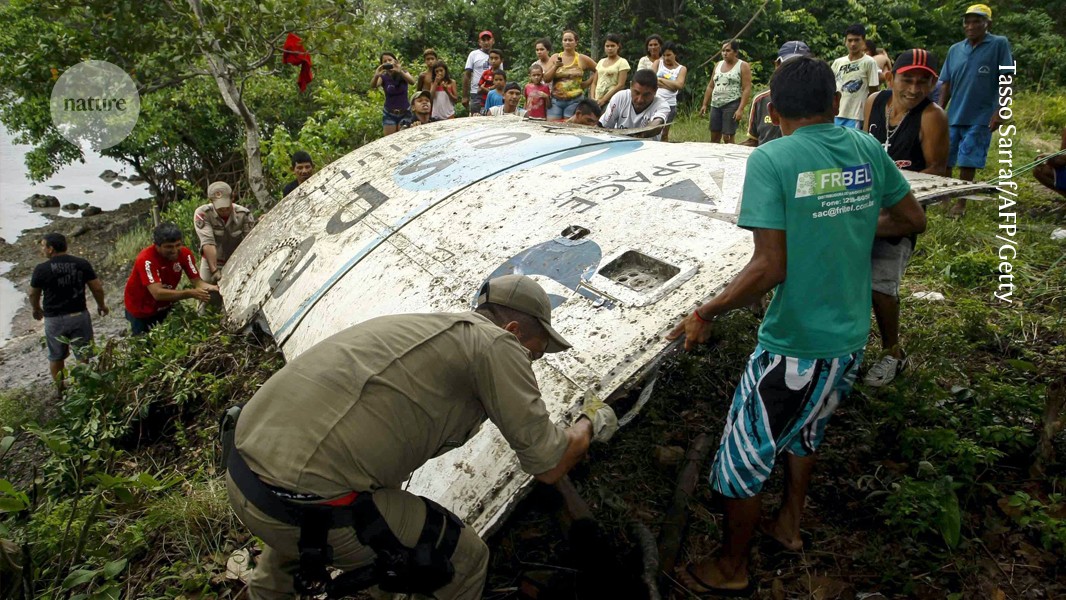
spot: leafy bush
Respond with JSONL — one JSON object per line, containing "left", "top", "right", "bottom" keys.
{"left": 1005, "top": 492, "right": 1066, "bottom": 553}
{"left": 0, "top": 308, "right": 282, "bottom": 598}
{"left": 877, "top": 473, "right": 963, "bottom": 550}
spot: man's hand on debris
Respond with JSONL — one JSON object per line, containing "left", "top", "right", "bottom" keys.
{"left": 666, "top": 309, "right": 714, "bottom": 351}
{"left": 577, "top": 390, "right": 618, "bottom": 443}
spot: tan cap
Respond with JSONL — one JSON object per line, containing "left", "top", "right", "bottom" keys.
{"left": 207, "top": 181, "right": 232, "bottom": 208}
{"left": 477, "top": 274, "right": 571, "bottom": 353}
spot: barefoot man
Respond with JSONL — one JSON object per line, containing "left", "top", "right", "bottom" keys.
{"left": 668, "top": 57, "right": 926, "bottom": 596}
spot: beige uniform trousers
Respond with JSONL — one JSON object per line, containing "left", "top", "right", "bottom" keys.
{"left": 226, "top": 473, "right": 489, "bottom": 599}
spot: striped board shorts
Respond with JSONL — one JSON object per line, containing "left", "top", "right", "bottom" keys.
{"left": 709, "top": 344, "right": 863, "bottom": 499}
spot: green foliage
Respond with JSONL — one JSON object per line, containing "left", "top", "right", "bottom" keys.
{"left": 0, "top": 0, "right": 369, "bottom": 203}
{"left": 1006, "top": 492, "right": 1066, "bottom": 553}
{"left": 263, "top": 79, "right": 383, "bottom": 188}
{"left": 0, "top": 389, "right": 47, "bottom": 430}
{"left": 1, "top": 307, "right": 283, "bottom": 598}
{"left": 870, "top": 470, "right": 963, "bottom": 550}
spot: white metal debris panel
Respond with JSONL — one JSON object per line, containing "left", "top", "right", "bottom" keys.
{"left": 221, "top": 118, "right": 993, "bottom": 535}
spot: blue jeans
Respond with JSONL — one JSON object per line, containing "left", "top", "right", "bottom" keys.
{"left": 547, "top": 96, "right": 582, "bottom": 120}
{"left": 126, "top": 308, "right": 170, "bottom": 335}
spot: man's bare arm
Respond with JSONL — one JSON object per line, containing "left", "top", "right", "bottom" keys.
{"left": 877, "top": 192, "right": 927, "bottom": 238}
{"left": 202, "top": 244, "right": 219, "bottom": 274}
{"left": 667, "top": 228, "right": 787, "bottom": 351}
{"left": 939, "top": 81, "right": 951, "bottom": 109}
{"left": 147, "top": 282, "right": 211, "bottom": 303}
{"left": 29, "top": 287, "right": 43, "bottom": 320}
{"left": 920, "top": 104, "right": 949, "bottom": 175}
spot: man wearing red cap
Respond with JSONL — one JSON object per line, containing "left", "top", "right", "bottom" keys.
{"left": 225, "top": 274, "right": 617, "bottom": 599}
{"left": 938, "top": 3, "right": 1013, "bottom": 217}
{"left": 862, "top": 49, "right": 949, "bottom": 387}
{"left": 462, "top": 30, "right": 496, "bottom": 115}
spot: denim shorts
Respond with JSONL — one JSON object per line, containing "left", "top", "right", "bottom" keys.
{"left": 834, "top": 117, "right": 863, "bottom": 129}
{"left": 44, "top": 310, "right": 93, "bottom": 361}
{"left": 547, "top": 96, "right": 582, "bottom": 120}
{"left": 710, "top": 99, "right": 740, "bottom": 135}
{"left": 382, "top": 108, "right": 411, "bottom": 127}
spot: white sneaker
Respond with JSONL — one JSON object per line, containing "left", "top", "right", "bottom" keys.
{"left": 863, "top": 354, "right": 907, "bottom": 387}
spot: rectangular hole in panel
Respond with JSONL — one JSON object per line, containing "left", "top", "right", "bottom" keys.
{"left": 599, "top": 251, "right": 680, "bottom": 293}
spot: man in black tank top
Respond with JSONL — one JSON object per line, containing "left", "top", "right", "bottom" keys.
{"left": 861, "top": 49, "right": 948, "bottom": 387}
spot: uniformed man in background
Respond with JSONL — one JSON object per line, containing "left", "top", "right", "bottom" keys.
{"left": 194, "top": 182, "right": 255, "bottom": 309}
{"left": 224, "top": 274, "right": 617, "bottom": 599}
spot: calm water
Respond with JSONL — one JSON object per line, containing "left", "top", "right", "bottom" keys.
{"left": 0, "top": 125, "right": 149, "bottom": 348}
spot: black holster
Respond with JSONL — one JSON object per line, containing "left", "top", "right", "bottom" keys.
{"left": 221, "top": 404, "right": 463, "bottom": 598}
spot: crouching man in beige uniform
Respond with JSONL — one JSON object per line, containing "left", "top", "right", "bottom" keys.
{"left": 194, "top": 181, "right": 256, "bottom": 287}
{"left": 225, "top": 274, "right": 617, "bottom": 599}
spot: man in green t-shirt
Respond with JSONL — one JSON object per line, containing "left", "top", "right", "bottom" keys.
{"left": 668, "top": 57, "right": 926, "bottom": 596}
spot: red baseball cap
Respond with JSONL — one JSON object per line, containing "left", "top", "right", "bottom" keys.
{"left": 479, "top": 30, "right": 493, "bottom": 39}
{"left": 893, "top": 48, "right": 939, "bottom": 78}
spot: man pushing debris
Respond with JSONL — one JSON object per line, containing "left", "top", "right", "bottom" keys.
{"left": 224, "top": 274, "right": 617, "bottom": 599}
{"left": 668, "top": 57, "right": 926, "bottom": 596}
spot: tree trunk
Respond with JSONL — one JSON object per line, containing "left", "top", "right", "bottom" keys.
{"left": 187, "top": 0, "right": 271, "bottom": 209}
{"left": 590, "top": 0, "right": 602, "bottom": 61}
{"left": 1031, "top": 378, "right": 1065, "bottom": 477}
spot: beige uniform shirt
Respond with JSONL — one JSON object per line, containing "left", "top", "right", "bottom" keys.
{"left": 193, "top": 203, "right": 255, "bottom": 265}
{"left": 236, "top": 312, "right": 570, "bottom": 498}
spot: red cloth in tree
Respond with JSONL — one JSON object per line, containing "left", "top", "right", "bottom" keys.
{"left": 282, "top": 33, "right": 313, "bottom": 92}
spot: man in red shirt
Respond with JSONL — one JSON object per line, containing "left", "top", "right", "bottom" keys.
{"left": 123, "top": 222, "right": 217, "bottom": 334}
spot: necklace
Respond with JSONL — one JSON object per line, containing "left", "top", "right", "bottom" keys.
{"left": 882, "top": 101, "right": 908, "bottom": 153}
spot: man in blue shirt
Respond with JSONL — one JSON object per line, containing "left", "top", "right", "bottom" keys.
{"left": 669, "top": 57, "right": 926, "bottom": 596}
{"left": 938, "top": 3, "right": 1013, "bottom": 217}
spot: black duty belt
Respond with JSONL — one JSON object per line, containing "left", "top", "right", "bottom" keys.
{"left": 226, "top": 437, "right": 358, "bottom": 527}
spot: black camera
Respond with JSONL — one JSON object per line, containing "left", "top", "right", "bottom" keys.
{"left": 382, "top": 64, "right": 394, "bottom": 70}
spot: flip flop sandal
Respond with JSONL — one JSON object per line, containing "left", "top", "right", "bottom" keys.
{"left": 683, "top": 564, "right": 756, "bottom": 598}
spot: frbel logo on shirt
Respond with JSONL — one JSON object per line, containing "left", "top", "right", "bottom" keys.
{"left": 795, "top": 164, "right": 873, "bottom": 198}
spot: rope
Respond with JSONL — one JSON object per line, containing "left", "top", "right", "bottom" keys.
{"left": 980, "top": 148, "right": 1066, "bottom": 185}
{"left": 695, "top": 0, "right": 771, "bottom": 70}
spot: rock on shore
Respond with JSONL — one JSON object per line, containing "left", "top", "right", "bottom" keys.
{"left": 25, "top": 194, "right": 59, "bottom": 208}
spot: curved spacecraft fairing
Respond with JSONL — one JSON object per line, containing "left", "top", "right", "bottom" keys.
{"left": 221, "top": 118, "right": 994, "bottom": 535}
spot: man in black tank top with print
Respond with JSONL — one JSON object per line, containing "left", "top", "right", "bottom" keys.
{"left": 861, "top": 49, "right": 948, "bottom": 387}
